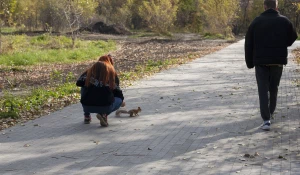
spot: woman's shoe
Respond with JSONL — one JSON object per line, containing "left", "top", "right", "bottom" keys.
{"left": 84, "top": 115, "right": 91, "bottom": 124}
{"left": 96, "top": 114, "right": 108, "bottom": 127}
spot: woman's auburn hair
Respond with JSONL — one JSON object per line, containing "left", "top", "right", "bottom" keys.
{"left": 98, "top": 55, "right": 114, "bottom": 65}
{"left": 85, "top": 61, "right": 116, "bottom": 89}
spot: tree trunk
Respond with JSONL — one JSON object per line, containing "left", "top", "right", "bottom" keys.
{"left": 0, "top": 26, "right": 2, "bottom": 54}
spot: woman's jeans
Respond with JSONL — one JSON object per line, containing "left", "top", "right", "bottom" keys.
{"left": 81, "top": 88, "right": 122, "bottom": 116}
{"left": 82, "top": 97, "right": 122, "bottom": 116}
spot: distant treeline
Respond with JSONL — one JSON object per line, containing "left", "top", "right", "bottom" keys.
{"left": 0, "top": 0, "right": 299, "bottom": 36}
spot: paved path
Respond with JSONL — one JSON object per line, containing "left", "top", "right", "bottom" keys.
{"left": 1, "top": 40, "right": 300, "bottom": 175}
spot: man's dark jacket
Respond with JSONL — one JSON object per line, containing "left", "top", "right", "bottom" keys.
{"left": 245, "top": 9, "right": 298, "bottom": 68}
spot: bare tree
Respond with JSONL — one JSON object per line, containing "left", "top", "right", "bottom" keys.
{"left": 62, "top": 0, "right": 83, "bottom": 48}
{"left": 0, "top": 22, "right": 2, "bottom": 54}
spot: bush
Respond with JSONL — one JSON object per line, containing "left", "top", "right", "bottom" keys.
{"left": 203, "top": 33, "right": 224, "bottom": 39}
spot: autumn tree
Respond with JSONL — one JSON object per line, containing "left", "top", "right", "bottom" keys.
{"left": 62, "top": 0, "right": 98, "bottom": 47}
{"left": 0, "top": 0, "right": 16, "bottom": 26}
{"left": 119, "top": 0, "right": 144, "bottom": 29}
{"left": 97, "top": 0, "right": 126, "bottom": 25}
{"left": 0, "top": 0, "right": 17, "bottom": 53}
{"left": 200, "top": 0, "right": 239, "bottom": 37}
{"left": 5, "top": 0, "right": 97, "bottom": 33}
{"left": 279, "top": 0, "right": 300, "bottom": 32}
{"left": 248, "top": 0, "right": 264, "bottom": 22}
{"left": 0, "top": 19, "right": 2, "bottom": 53}
{"left": 138, "top": 0, "right": 179, "bottom": 34}
{"left": 12, "top": 0, "right": 41, "bottom": 30}
{"left": 97, "top": 0, "right": 142, "bottom": 29}
{"left": 176, "top": 0, "right": 204, "bottom": 32}
{"left": 0, "top": 0, "right": 298, "bottom": 36}
{"left": 232, "top": 0, "right": 250, "bottom": 35}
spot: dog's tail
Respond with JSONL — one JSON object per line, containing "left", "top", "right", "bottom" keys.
{"left": 115, "top": 109, "right": 129, "bottom": 116}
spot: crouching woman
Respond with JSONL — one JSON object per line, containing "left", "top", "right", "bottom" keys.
{"left": 76, "top": 61, "right": 124, "bottom": 127}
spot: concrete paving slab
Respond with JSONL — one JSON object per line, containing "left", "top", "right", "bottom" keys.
{"left": 1, "top": 40, "right": 300, "bottom": 175}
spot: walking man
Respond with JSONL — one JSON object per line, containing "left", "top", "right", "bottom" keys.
{"left": 245, "top": 0, "right": 298, "bottom": 131}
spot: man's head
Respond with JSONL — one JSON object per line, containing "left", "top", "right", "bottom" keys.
{"left": 264, "top": 0, "right": 278, "bottom": 10}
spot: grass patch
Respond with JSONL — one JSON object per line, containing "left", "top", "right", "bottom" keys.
{"left": 0, "top": 34, "right": 116, "bottom": 66}
{"left": 0, "top": 82, "right": 80, "bottom": 119}
{"left": 0, "top": 111, "right": 19, "bottom": 119}
{"left": 0, "top": 27, "right": 18, "bottom": 33}
{"left": 203, "top": 32, "right": 236, "bottom": 41}
{"left": 203, "top": 33, "right": 225, "bottom": 39}
{"left": 129, "top": 30, "right": 161, "bottom": 38}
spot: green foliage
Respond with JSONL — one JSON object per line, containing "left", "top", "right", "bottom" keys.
{"left": 176, "top": 0, "right": 204, "bottom": 32}
{"left": 138, "top": 0, "right": 179, "bottom": 34}
{"left": 278, "top": 1, "right": 300, "bottom": 33}
{"left": 119, "top": 72, "right": 134, "bottom": 80}
{"left": 30, "top": 34, "right": 73, "bottom": 49}
{"left": 1, "top": 0, "right": 300, "bottom": 35}
{"left": 248, "top": 0, "right": 264, "bottom": 21}
{"left": 8, "top": 0, "right": 98, "bottom": 32}
{"left": 97, "top": 0, "right": 126, "bottom": 22}
{"left": 0, "top": 35, "right": 116, "bottom": 66}
{"left": 0, "top": 92, "right": 20, "bottom": 119}
{"left": 200, "top": 0, "right": 239, "bottom": 36}
{"left": 235, "top": 0, "right": 300, "bottom": 34}
{"left": 0, "top": 82, "right": 80, "bottom": 119}
{"left": 50, "top": 70, "right": 63, "bottom": 82}
{"left": 203, "top": 33, "right": 225, "bottom": 39}
{"left": 0, "top": 0, "right": 17, "bottom": 25}
{"left": 50, "top": 70, "right": 75, "bottom": 84}
{"left": 0, "top": 111, "right": 19, "bottom": 119}
{"left": 0, "top": 27, "right": 17, "bottom": 33}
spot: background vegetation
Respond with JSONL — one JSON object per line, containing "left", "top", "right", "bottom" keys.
{"left": 1, "top": 0, "right": 299, "bottom": 38}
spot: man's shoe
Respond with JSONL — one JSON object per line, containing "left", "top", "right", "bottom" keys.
{"left": 96, "top": 114, "right": 108, "bottom": 127}
{"left": 261, "top": 121, "right": 271, "bottom": 131}
{"left": 84, "top": 115, "right": 91, "bottom": 124}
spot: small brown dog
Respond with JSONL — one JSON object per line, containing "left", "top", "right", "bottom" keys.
{"left": 115, "top": 107, "right": 141, "bottom": 117}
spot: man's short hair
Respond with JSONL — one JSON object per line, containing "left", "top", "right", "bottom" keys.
{"left": 264, "top": 0, "right": 278, "bottom": 9}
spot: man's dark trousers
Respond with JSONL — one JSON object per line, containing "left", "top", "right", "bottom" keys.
{"left": 255, "top": 65, "right": 283, "bottom": 121}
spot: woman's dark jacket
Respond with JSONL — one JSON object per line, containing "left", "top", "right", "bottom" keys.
{"left": 76, "top": 72, "right": 124, "bottom": 106}
{"left": 245, "top": 9, "right": 298, "bottom": 68}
